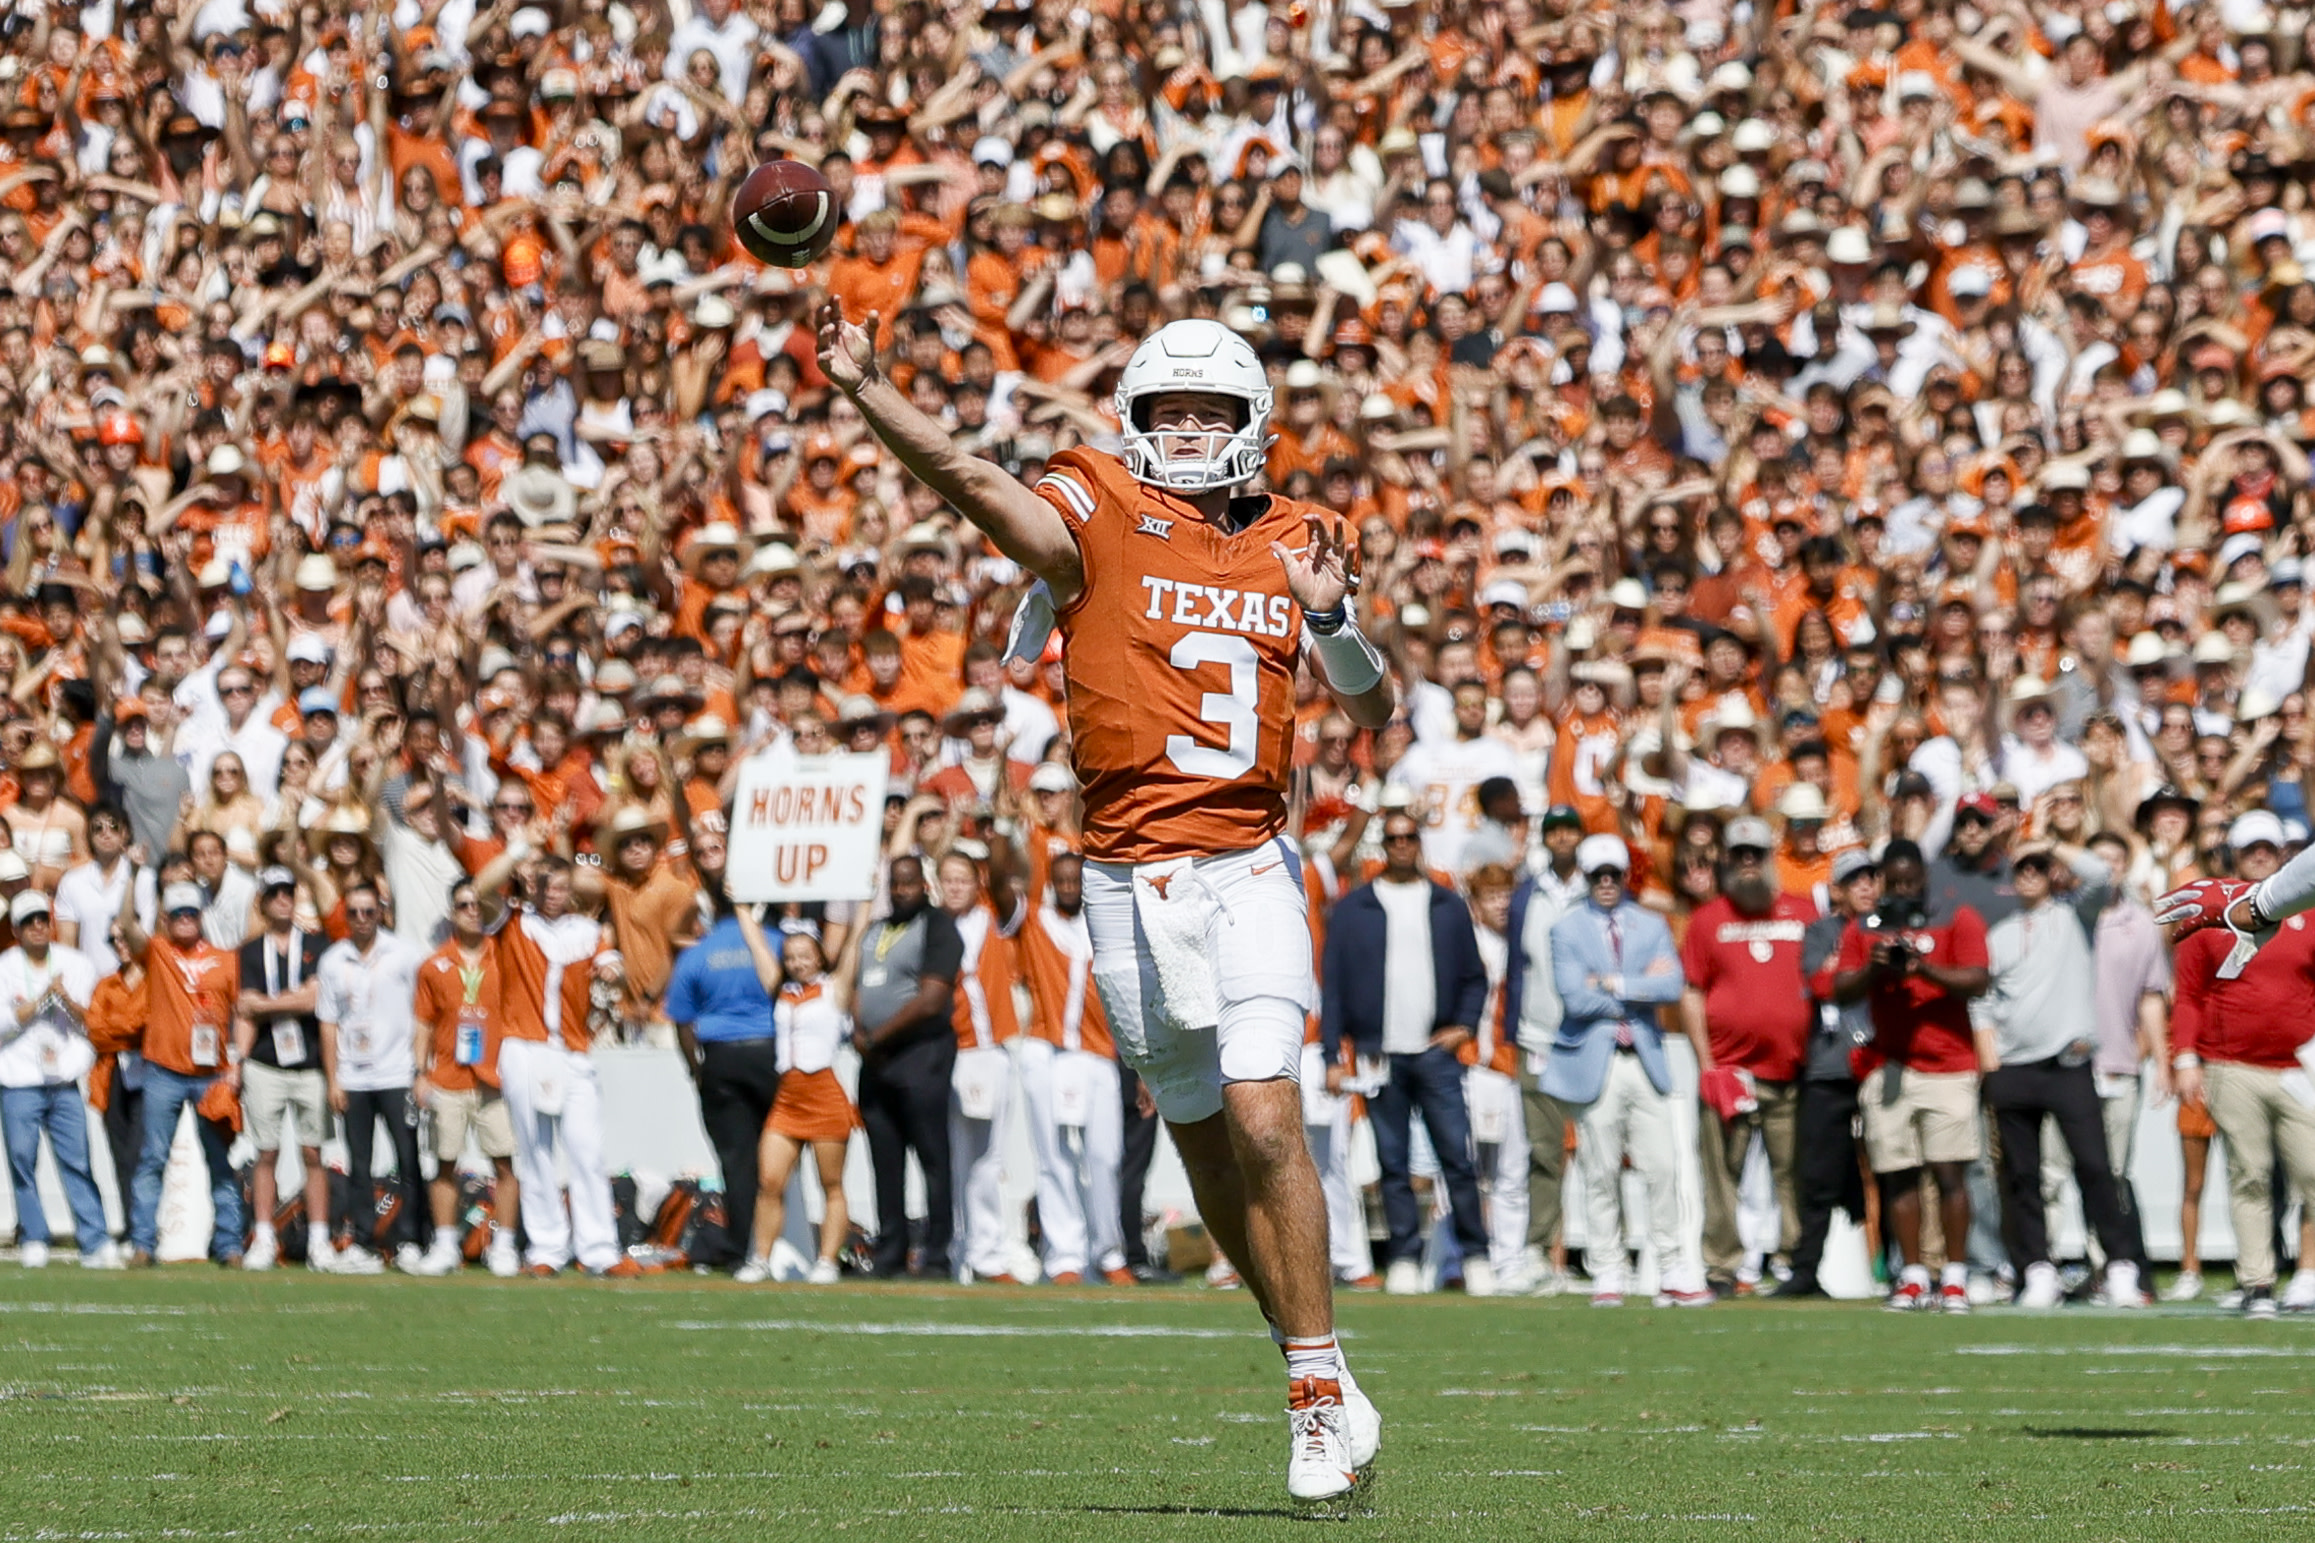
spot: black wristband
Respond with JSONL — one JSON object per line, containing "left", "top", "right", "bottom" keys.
{"left": 1306, "top": 605, "right": 1347, "bottom": 635}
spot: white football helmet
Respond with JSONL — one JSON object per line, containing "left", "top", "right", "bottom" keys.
{"left": 1113, "top": 318, "right": 1274, "bottom": 492}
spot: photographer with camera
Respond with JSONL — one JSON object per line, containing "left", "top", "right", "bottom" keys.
{"left": 1833, "top": 841, "right": 1991, "bottom": 1313}
{"left": 1974, "top": 841, "right": 2150, "bottom": 1309}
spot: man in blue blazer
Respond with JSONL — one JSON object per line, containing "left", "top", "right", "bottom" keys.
{"left": 1321, "top": 813, "right": 1493, "bottom": 1296}
{"left": 1543, "top": 834, "right": 1709, "bottom": 1307}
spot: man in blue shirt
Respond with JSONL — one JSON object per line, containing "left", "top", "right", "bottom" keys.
{"left": 667, "top": 906, "right": 780, "bottom": 1270}
{"left": 1543, "top": 835, "right": 1705, "bottom": 1307}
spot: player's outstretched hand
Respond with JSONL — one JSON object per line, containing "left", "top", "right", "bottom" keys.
{"left": 1273, "top": 516, "right": 1361, "bottom": 617}
{"left": 817, "top": 300, "right": 879, "bottom": 393}
{"left": 2154, "top": 876, "right": 2254, "bottom": 940}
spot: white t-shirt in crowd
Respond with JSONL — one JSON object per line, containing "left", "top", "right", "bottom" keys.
{"left": 1374, "top": 878, "right": 1436, "bottom": 1056}
{"left": 0, "top": 944, "right": 98, "bottom": 1089}
{"left": 315, "top": 930, "right": 425, "bottom": 1093}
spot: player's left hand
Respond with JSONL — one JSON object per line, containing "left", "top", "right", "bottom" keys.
{"left": 1273, "top": 516, "right": 1360, "bottom": 617}
{"left": 2154, "top": 876, "right": 2253, "bottom": 939}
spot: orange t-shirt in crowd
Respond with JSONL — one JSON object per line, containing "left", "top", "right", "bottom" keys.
{"left": 414, "top": 939, "right": 506, "bottom": 1092}
{"left": 142, "top": 932, "right": 240, "bottom": 1077}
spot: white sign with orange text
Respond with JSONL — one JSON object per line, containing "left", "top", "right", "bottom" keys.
{"left": 726, "top": 746, "right": 889, "bottom": 902}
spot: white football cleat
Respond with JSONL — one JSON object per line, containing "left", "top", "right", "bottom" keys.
{"left": 19, "top": 1240, "right": 48, "bottom": 1269}
{"left": 2162, "top": 1270, "right": 2203, "bottom": 1302}
{"left": 243, "top": 1232, "right": 278, "bottom": 1272}
{"left": 1336, "top": 1359, "right": 1381, "bottom": 1472}
{"left": 486, "top": 1234, "right": 520, "bottom": 1278}
{"left": 395, "top": 1243, "right": 426, "bottom": 1275}
{"left": 732, "top": 1257, "right": 772, "bottom": 1284}
{"left": 2101, "top": 1260, "right": 2146, "bottom": 1308}
{"left": 2283, "top": 1269, "right": 2315, "bottom": 1311}
{"left": 1383, "top": 1259, "right": 1425, "bottom": 1295}
{"left": 1285, "top": 1378, "right": 1357, "bottom": 1503}
{"left": 806, "top": 1258, "right": 841, "bottom": 1285}
{"left": 80, "top": 1241, "right": 125, "bottom": 1270}
{"left": 1463, "top": 1258, "right": 1496, "bottom": 1298}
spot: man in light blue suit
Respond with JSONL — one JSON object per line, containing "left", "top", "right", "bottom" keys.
{"left": 1543, "top": 834, "right": 1708, "bottom": 1306}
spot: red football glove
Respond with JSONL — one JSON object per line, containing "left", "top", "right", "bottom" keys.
{"left": 2153, "top": 877, "right": 2255, "bottom": 939}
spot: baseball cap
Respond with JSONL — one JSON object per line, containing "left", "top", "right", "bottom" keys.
{"left": 161, "top": 882, "right": 205, "bottom": 915}
{"left": 1723, "top": 816, "right": 1775, "bottom": 853}
{"left": 286, "top": 634, "right": 332, "bottom": 666}
{"left": 1540, "top": 804, "right": 1584, "bottom": 830}
{"left": 1027, "top": 763, "right": 1075, "bottom": 794}
{"left": 298, "top": 687, "right": 339, "bottom": 718}
{"left": 1830, "top": 848, "right": 1878, "bottom": 885}
{"left": 8, "top": 890, "right": 49, "bottom": 925}
{"left": 1576, "top": 833, "right": 1629, "bottom": 874}
{"left": 1954, "top": 792, "right": 2000, "bottom": 823}
{"left": 257, "top": 865, "right": 297, "bottom": 893}
{"left": 2230, "top": 810, "right": 2287, "bottom": 851}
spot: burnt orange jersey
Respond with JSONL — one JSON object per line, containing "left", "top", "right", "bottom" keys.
{"left": 1014, "top": 898, "right": 1115, "bottom": 1060}
{"left": 1037, "top": 447, "right": 1313, "bottom": 864}
{"left": 951, "top": 902, "right": 1022, "bottom": 1050}
{"left": 492, "top": 908, "right": 602, "bottom": 1053}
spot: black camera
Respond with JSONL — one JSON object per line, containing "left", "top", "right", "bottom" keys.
{"left": 1862, "top": 895, "right": 1928, "bottom": 972}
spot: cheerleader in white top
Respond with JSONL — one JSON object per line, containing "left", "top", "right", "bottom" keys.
{"left": 733, "top": 907, "right": 863, "bottom": 1286}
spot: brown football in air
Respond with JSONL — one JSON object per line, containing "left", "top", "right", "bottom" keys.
{"left": 733, "top": 159, "right": 838, "bottom": 269}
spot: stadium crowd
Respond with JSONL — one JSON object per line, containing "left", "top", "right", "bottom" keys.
{"left": 0, "top": 0, "right": 2313, "bottom": 1311}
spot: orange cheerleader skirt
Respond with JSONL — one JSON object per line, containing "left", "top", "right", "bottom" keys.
{"left": 770, "top": 1068, "right": 858, "bottom": 1143}
{"left": 2177, "top": 1097, "right": 2218, "bottom": 1141}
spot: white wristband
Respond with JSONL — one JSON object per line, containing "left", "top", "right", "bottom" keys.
{"left": 1309, "top": 620, "right": 1386, "bottom": 695}
{"left": 2171, "top": 1053, "right": 2200, "bottom": 1071}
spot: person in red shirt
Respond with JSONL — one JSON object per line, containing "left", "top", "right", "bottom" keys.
{"left": 120, "top": 881, "right": 244, "bottom": 1266}
{"left": 1833, "top": 840, "right": 1991, "bottom": 1313}
{"left": 1679, "top": 818, "right": 1817, "bottom": 1297}
{"left": 2170, "top": 815, "right": 2315, "bottom": 1317}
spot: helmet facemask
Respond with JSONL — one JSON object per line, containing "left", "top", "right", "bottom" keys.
{"left": 1121, "top": 393, "right": 1269, "bottom": 491}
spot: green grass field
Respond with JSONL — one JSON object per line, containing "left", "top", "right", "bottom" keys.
{"left": 2, "top": 1271, "right": 2312, "bottom": 1541}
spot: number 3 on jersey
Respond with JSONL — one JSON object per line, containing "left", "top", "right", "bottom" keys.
{"left": 1166, "top": 630, "right": 1259, "bottom": 779}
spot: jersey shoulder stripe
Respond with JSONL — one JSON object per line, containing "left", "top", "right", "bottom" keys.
{"left": 1037, "top": 471, "right": 1096, "bottom": 522}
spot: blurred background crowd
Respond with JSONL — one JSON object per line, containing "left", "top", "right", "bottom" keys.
{"left": 0, "top": 0, "right": 2308, "bottom": 1304}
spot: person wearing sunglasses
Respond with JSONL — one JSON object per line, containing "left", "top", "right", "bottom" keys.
{"left": 1539, "top": 834, "right": 1701, "bottom": 1308}
{"left": 315, "top": 881, "right": 433, "bottom": 1274}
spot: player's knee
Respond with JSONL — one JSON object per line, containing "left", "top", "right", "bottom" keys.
{"left": 1222, "top": 1082, "right": 1307, "bottom": 1174}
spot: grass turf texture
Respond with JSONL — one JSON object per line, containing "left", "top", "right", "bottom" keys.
{"left": 1, "top": 1274, "right": 2311, "bottom": 1540}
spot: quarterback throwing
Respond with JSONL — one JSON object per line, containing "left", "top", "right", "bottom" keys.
{"left": 818, "top": 300, "right": 1394, "bottom": 1502}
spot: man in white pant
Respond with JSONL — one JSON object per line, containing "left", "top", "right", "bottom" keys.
{"left": 1466, "top": 863, "right": 1530, "bottom": 1287}
{"left": 940, "top": 847, "right": 1024, "bottom": 1283}
{"left": 1541, "top": 836, "right": 1706, "bottom": 1307}
{"left": 1013, "top": 852, "right": 1127, "bottom": 1284}
{"left": 1303, "top": 1036, "right": 1374, "bottom": 1286}
{"left": 478, "top": 848, "right": 642, "bottom": 1279}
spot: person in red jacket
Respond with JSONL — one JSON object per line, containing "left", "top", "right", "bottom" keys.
{"left": 2169, "top": 813, "right": 2315, "bottom": 1318}
{"left": 1680, "top": 817, "right": 1817, "bottom": 1297}
{"left": 1833, "top": 840, "right": 1991, "bottom": 1313}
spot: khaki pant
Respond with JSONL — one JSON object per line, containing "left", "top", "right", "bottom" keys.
{"left": 1699, "top": 1077, "right": 1800, "bottom": 1282}
{"left": 2203, "top": 1061, "right": 2315, "bottom": 1291}
{"left": 1519, "top": 1072, "right": 1568, "bottom": 1255}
